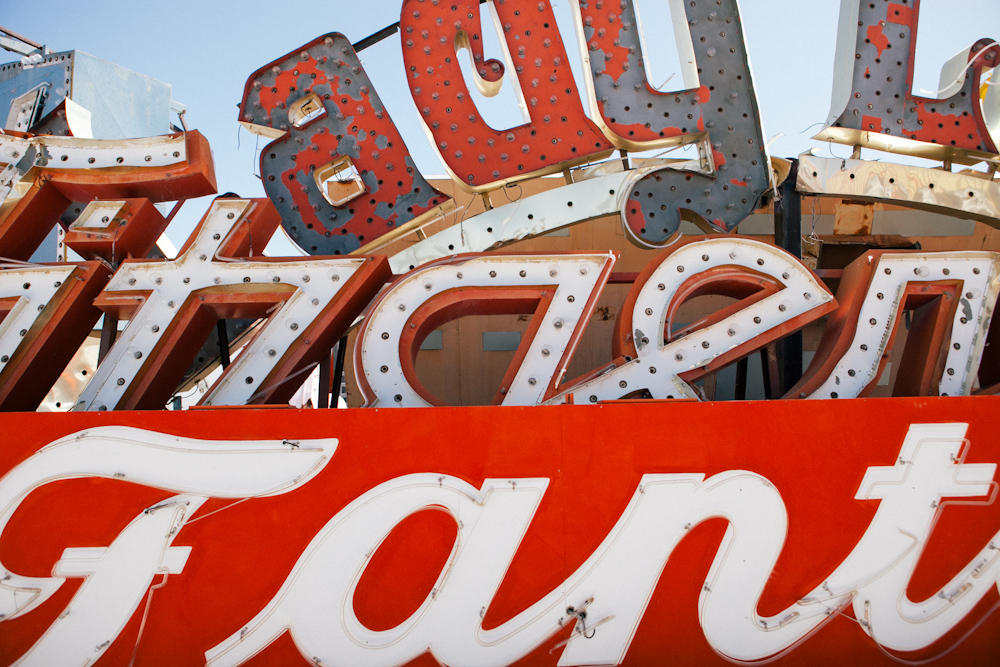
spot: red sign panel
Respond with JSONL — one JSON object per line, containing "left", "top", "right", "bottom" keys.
{"left": 0, "top": 399, "right": 997, "bottom": 665}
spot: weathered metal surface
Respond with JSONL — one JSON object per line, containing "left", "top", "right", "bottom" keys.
{"left": 0, "top": 49, "right": 175, "bottom": 140}
{"left": 398, "top": 0, "right": 613, "bottom": 193}
{"left": 75, "top": 198, "right": 391, "bottom": 411}
{"left": 0, "top": 260, "right": 110, "bottom": 411}
{"left": 544, "top": 237, "right": 834, "bottom": 403}
{"left": 797, "top": 154, "right": 1000, "bottom": 228}
{"left": 816, "top": 0, "right": 999, "bottom": 162}
{"left": 574, "top": 0, "right": 770, "bottom": 242}
{"left": 357, "top": 252, "right": 615, "bottom": 407}
{"left": 239, "top": 33, "right": 452, "bottom": 256}
{"left": 0, "top": 131, "right": 217, "bottom": 261}
{"left": 788, "top": 249, "right": 1000, "bottom": 400}
{"left": 66, "top": 50, "right": 174, "bottom": 139}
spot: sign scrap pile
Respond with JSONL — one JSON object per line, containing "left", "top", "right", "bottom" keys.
{"left": 0, "top": 1, "right": 998, "bottom": 665}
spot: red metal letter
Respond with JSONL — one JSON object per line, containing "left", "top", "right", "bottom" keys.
{"left": 575, "top": 0, "right": 770, "bottom": 242}
{"left": 399, "top": 0, "right": 613, "bottom": 192}
{"left": 0, "top": 261, "right": 110, "bottom": 411}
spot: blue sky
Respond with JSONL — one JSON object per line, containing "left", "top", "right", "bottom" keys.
{"left": 5, "top": 0, "right": 998, "bottom": 249}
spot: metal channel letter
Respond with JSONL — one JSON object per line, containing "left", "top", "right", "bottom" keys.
{"left": 239, "top": 33, "right": 454, "bottom": 256}
{"left": 573, "top": 0, "right": 771, "bottom": 243}
{"left": 399, "top": 0, "right": 613, "bottom": 193}
{"left": 816, "top": 0, "right": 999, "bottom": 161}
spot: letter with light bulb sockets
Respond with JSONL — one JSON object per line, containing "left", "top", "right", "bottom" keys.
{"left": 355, "top": 251, "right": 617, "bottom": 407}
{"left": 571, "top": 0, "right": 772, "bottom": 243}
{"left": 74, "top": 197, "right": 391, "bottom": 411}
{"left": 399, "top": 0, "right": 614, "bottom": 193}
{"left": 788, "top": 249, "right": 1000, "bottom": 400}
{"left": 547, "top": 237, "right": 837, "bottom": 404}
{"left": 239, "top": 33, "right": 454, "bottom": 257}
{"left": 0, "top": 260, "right": 110, "bottom": 411}
{"left": 0, "top": 131, "right": 216, "bottom": 261}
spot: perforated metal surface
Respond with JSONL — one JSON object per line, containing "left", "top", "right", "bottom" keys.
{"left": 576, "top": 0, "right": 769, "bottom": 242}
{"left": 819, "top": 0, "right": 998, "bottom": 157}
{"left": 240, "top": 33, "right": 452, "bottom": 256}
{"left": 399, "top": 0, "right": 613, "bottom": 192}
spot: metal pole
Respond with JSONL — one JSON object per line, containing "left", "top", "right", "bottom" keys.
{"left": 735, "top": 357, "right": 748, "bottom": 400}
{"left": 773, "top": 159, "right": 803, "bottom": 396}
{"left": 318, "top": 348, "right": 332, "bottom": 409}
{"left": 330, "top": 335, "right": 349, "bottom": 408}
{"left": 760, "top": 345, "right": 781, "bottom": 401}
{"left": 216, "top": 320, "right": 231, "bottom": 369}
{"left": 0, "top": 25, "right": 43, "bottom": 49}
{"left": 98, "top": 315, "right": 118, "bottom": 365}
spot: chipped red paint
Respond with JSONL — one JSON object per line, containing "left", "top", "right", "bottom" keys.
{"left": 579, "top": 0, "right": 769, "bottom": 242}
{"left": 830, "top": 1, "right": 998, "bottom": 154}
{"left": 886, "top": 2, "right": 914, "bottom": 26}
{"left": 577, "top": 1, "right": 709, "bottom": 147}
{"left": 240, "top": 34, "right": 452, "bottom": 256}
{"left": 866, "top": 23, "right": 890, "bottom": 59}
{"left": 862, "top": 115, "right": 884, "bottom": 134}
{"left": 399, "top": 0, "right": 611, "bottom": 190}
{"left": 908, "top": 60, "right": 996, "bottom": 148}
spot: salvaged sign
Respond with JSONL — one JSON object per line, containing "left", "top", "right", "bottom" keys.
{"left": 0, "top": 402, "right": 998, "bottom": 665}
{"left": 0, "top": 208, "right": 997, "bottom": 410}
{"left": 0, "top": 0, "right": 999, "bottom": 664}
